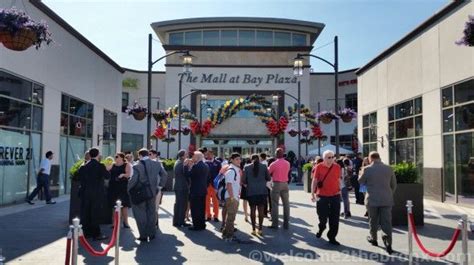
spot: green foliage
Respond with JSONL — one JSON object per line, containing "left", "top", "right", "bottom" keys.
{"left": 162, "top": 159, "right": 176, "bottom": 171}
{"left": 122, "top": 78, "right": 139, "bottom": 89}
{"left": 69, "top": 159, "right": 84, "bottom": 180}
{"left": 392, "top": 162, "right": 419, "bottom": 184}
{"left": 302, "top": 162, "right": 313, "bottom": 173}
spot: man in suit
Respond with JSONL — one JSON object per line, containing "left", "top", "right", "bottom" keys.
{"left": 184, "top": 151, "right": 209, "bottom": 230}
{"left": 358, "top": 151, "right": 397, "bottom": 254}
{"left": 173, "top": 149, "right": 191, "bottom": 227}
{"left": 128, "top": 148, "right": 161, "bottom": 242}
{"left": 78, "top": 148, "right": 110, "bottom": 240}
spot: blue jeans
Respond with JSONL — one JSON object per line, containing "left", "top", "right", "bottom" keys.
{"left": 28, "top": 173, "right": 51, "bottom": 202}
{"left": 341, "top": 187, "right": 350, "bottom": 214}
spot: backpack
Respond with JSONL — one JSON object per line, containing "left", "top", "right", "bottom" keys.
{"left": 215, "top": 167, "right": 237, "bottom": 203}
{"left": 343, "top": 168, "right": 353, "bottom": 189}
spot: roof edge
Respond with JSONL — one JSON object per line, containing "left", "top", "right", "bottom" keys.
{"left": 29, "top": 0, "right": 124, "bottom": 73}
{"left": 356, "top": 0, "right": 466, "bottom": 76}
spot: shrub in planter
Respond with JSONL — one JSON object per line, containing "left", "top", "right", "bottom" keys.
{"left": 391, "top": 162, "right": 423, "bottom": 226}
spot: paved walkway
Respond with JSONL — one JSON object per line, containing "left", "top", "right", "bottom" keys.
{"left": 0, "top": 184, "right": 472, "bottom": 264}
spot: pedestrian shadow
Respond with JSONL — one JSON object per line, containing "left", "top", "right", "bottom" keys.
{"left": 310, "top": 241, "right": 452, "bottom": 264}
{"left": 289, "top": 201, "right": 315, "bottom": 209}
{"left": 340, "top": 216, "right": 404, "bottom": 235}
{"left": 79, "top": 235, "right": 115, "bottom": 265}
{"left": 134, "top": 231, "right": 186, "bottom": 264}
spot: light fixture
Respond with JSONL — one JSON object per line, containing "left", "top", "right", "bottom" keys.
{"left": 293, "top": 54, "right": 304, "bottom": 77}
{"left": 200, "top": 94, "right": 207, "bottom": 106}
{"left": 272, "top": 95, "right": 279, "bottom": 107}
{"left": 181, "top": 51, "right": 193, "bottom": 74}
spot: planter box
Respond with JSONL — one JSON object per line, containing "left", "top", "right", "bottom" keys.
{"left": 69, "top": 180, "right": 81, "bottom": 224}
{"left": 303, "top": 171, "right": 312, "bottom": 193}
{"left": 392, "top": 183, "right": 424, "bottom": 226}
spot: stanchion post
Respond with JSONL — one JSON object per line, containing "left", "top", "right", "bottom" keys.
{"left": 72, "top": 218, "right": 80, "bottom": 265}
{"left": 115, "top": 200, "right": 122, "bottom": 265}
{"left": 461, "top": 214, "right": 468, "bottom": 265}
{"left": 406, "top": 200, "right": 413, "bottom": 265}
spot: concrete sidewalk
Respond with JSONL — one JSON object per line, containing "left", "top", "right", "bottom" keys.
{"left": 0, "top": 185, "right": 472, "bottom": 264}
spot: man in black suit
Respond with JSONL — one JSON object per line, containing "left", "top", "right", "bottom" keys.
{"left": 184, "top": 151, "right": 209, "bottom": 230}
{"left": 78, "top": 148, "right": 110, "bottom": 240}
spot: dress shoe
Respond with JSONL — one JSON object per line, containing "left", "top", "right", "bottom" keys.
{"left": 382, "top": 235, "right": 393, "bottom": 254}
{"left": 93, "top": 234, "right": 108, "bottom": 241}
{"left": 267, "top": 225, "right": 278, "bottom": 229}
{"left": 136, "top": 237, "right": 148, "bottom": 242}
{"left": 46, "top": 200, "right": 56, "bottom": 204}
{"left": 25, "top": 199, "right": 34, "bottom": 205}
{"left": 367, "top": 236, "right": 378, "bottom": 246}
{"left": 328, "top": 239, "right": 341, "bottom": 246}
{"left": 315, "top": 230, "right": 323, "bottom": 238}
{"left": 182, "top": 223, "right": 192, "bottom": 227}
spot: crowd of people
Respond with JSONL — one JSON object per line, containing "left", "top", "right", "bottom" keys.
{"left": 27, "top": 146, "right": 397, "bottom": 254}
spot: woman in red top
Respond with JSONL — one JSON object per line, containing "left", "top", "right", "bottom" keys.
{"left": 311, "top": 150, "right": 341, "bottom": 245}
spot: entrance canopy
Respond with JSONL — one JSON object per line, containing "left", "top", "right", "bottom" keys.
{"left": 309, "top": 144, "right": 353, "bottom": 156}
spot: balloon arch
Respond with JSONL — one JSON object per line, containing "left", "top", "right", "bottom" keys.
{"left": 151, "top": 94, "right": 325, "bottom": 141}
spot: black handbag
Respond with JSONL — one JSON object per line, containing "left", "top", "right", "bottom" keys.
{"left": 129, "top": 160, "right": 154, "bottom": 204}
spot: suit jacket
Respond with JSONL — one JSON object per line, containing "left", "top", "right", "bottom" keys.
{"left": 128, "top": 159, "right": 161, "bottom": 197}
{"left": 174, "top": 159, "right": 189, "bottom": 191}
{"left": 78, "top": 159, "right": 110, "bottom": 200}
{"left": 185, "top": 161, "right": 209, "bottom": 197}
{"left": 358, "top": 161, "right": 397, "bottom": 207}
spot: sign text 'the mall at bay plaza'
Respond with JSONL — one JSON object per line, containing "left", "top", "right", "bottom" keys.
{"left": 181, "top": 73, "right": 298, "bottom": 87}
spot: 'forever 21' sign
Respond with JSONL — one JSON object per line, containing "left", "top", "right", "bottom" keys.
{"left": 0, "top": 146, "right": 33, "bottom": 166}
{"left": 181, "top": 73, "right": 297, "bottom": 87}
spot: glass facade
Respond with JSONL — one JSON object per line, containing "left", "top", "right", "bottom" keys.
{"left": 121, "top": 133, "right": 143, "bottom": 155}
{"left": 102, "top": 110, "right": 117, "bottom": 157}
{"left": 0, "top": 70, "right": 43, "bottom": 205}
{"left": 59, "top": 95, "right": 93, "bottom": 194}
{"left": 168, "top": 29, "right": 308, "bottom": 47}
{"left": 442, "top": 78, "right": 474, "bottom": 204}
{"left": 388, "top": 97, "right": 423, "bottom": 173}
{"left": 362, "top": 112, "right": 377, "bottom": 157}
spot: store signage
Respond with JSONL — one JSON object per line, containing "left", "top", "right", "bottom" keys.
{"left": 0, "top": 146, "right": 33, "bottom": 166}
{"left": 338, "top": 79, "right": 357, "bottom": 87}
{"left": 182, "top": 73, "right": 297, "bottom": 87}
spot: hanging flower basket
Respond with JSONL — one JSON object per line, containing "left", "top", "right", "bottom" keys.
{"left": 132, "top": 111, "right": 146, "bottom": 121}
{"left": 338, "top": 108, "right": 357, "bottom": 123}
{"left": 182, "top": 126, "right": 191, "bottom": 135}
{"left": 317, "top": 111, "right": 338, "bottom": 124}
{"left": 153, "top": 126, "right": 166, "bottom": 140}
{"left": 169, "top": 128, "right": 179, "bottom": 136}
{"left": 288, "top": 129, "right": 299, "bottom": 137}
{"left": 162, "top": 137, "right": 175, "bottom": 143}
{"left": 455, "top": 15, "right": 474, "bottom": 47}
{"left": 152, "top": 110, "right": 167, "bottom": 122}
{"left": 0, "top": 8, "right": 53, "bottom": 51}
{"left": 301, "top": 128, "right": 311, "bottom": 137}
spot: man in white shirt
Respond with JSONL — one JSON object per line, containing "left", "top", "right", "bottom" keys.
{"left": 222, "top": 153, "right": 241, "bottom": 241}
{"left": 26, "top": 151, "right": 56, "bottom": 205}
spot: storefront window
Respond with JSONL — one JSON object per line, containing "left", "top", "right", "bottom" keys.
{"left": 388, "top": 97, "right": 423, "bottom": 168}
{"left": 0, "top": 70, "right": 43, "bottom": 206}
{"left": 103, "top": 110, "right": 117, "bottom": 157}
{"left": 121, "top": 133, "right": 143, "bottom": 154}
{"left": 362, "top": 112, "right": 377, "bottom": 157}
{"left": 442, "top": 78, "right": 474, "bottom": 204}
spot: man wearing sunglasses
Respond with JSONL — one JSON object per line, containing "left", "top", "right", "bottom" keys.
{"left": 311, "top": 150, "right": 341, "bottom": 245}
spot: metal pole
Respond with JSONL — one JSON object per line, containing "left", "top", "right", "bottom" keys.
{"left": 461, "top": 214, "right": 469, "bottom": 265}
{"left": 297, "top": 80, "right": 302, "bottom": 183}
{"left": 318, "top": 102, "right": 321, "bottom": 156}
{"left": 147, "top": 33, "right": 153, "bottom": 149}
{"left": 115, "top": 200, "right": 122, "bottom": 265}
{"left": 334, "top": 35, "right": 340, "bottom": 158}
{"left": 178, "top": 74, "right": 184, "bottom": 150}
{"left": 406, "top": 200, "right": 413, "bottom": 265}
{"left": 72, "top": 218, "right": 80, "bottom": 265}
{"left": 305, "top": 120, "right": 308, "bottom": 157}
{"left": 167, "top": 128, "right": 170, "bottom": 159}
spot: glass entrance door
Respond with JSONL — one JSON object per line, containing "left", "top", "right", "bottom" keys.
{"left": 202, "top": 139, "right": 274, "bottom": 159}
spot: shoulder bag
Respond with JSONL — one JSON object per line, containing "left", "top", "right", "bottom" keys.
{"left": 129, "top": 160, "right": 154, "bottom": 204}
{"left": 317, "top": 164, "right": 333, "bottom": 189}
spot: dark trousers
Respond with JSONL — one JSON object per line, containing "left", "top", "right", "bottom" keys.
{"left": 316, "top": 195, "right": 341, "bottom": 240}
{"left": 80, "top": 198, "right": 102, "bottom": 237}
{"left": 352, "top": 175, "right": 364, "bottom": 204}
{"left": 173, "top": 190, "right": 189, "bottom": 226}
{"left": 28, "top": 173, "right": 51, "bottom": 202}
{"left": 190, "top": 195, "right": 206, "bottom": 229}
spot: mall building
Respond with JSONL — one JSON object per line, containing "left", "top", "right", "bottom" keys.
{"left": 357, "top": 0, "right": 473, "bottom": 206}
{"left": 0, "top": 1, "right": 357, "bottom": 206}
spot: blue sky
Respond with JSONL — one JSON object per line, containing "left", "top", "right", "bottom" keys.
{"left": 43, "top": 0, "right": 448, "bottom": 72}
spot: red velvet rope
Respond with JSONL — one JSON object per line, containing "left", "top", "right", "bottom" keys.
{"left": 409, "top": 213, "right": 461, "bottom": 257}
{"left": 65, "top": 237, "right": 71, "bottom": 265}
{"left": 78, "top": 211, "right": 119, "bottom": 256}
